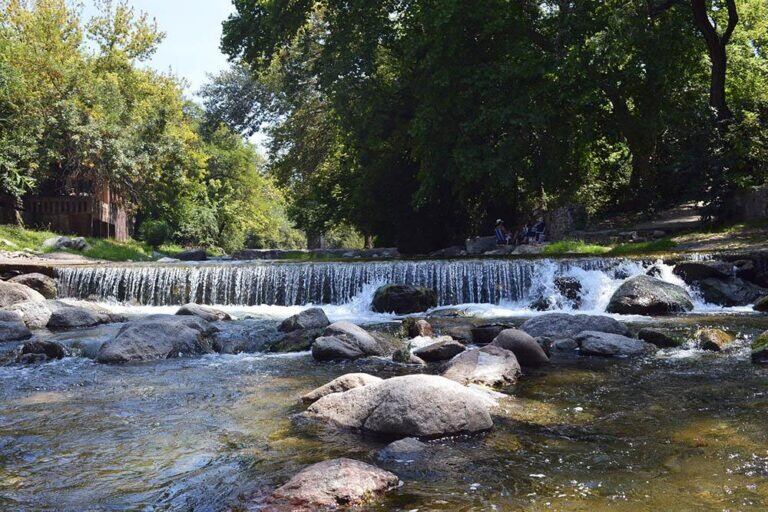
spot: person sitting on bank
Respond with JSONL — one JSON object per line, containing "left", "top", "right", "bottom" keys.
{"left": 494, "top": 219, "right": 513, "bottom": 245}
{"left": 529, "top": 217, "right": 546, "bottom": 244}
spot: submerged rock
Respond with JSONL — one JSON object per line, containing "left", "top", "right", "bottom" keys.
{"left": 576, "top": 331, "right": 655, "bottom": 357}
{"left": 279, "top": 308, "right": 329, "bottom": 333}
{"left": 303, "top": 374, "right": 494, "bottom": 438}
{"left": 371, "top": 284, "right": 437, "bottom": 314}
{"left": 176, "top": 303, "right": 232, "bottom": 322}
{"left": 377, "top": 437, "right": 429, "bottom": 462}
{"left": 520, "top": 313, "right": 629, "bottom": 339}
{"left": 311, "top": 321, "right": 384, "bottom": 361}
{"left": 96, "top": 316, "right": 216, "bottom": 364}
{"left": 490, "top": 329, "right": 549, "bottom": 367}
{"left": 268, "top": 458, "right": 398, "bottom": 510}
{"left": 697, "top": 277, "right": 766, "bottom": 307}
{"left": 554, "top": 276, "right": 582, "bottom": 307}
{"left": 695, "top": 328, "right": 735, "bottom": 351}
{"left": 301, "top": 373, "right": 383, "bottom": 404}
{"left": 412, "top": 337, "right": 465, "bottom": 362}
{"left": 638, "top": 328, "right": 685, "bottom": 348}
{"left": 607, "top": 275, "right": 693, "bottom": 315}
{"left": 9, "top": 273, "right": 57, "bottom": 299}
{"left": 751, "top": 331, "right": 768, "bottom": 364}
{"left": 0, "top": 310, "right": 31, "bottom": 342}
{"left": 442, "top": 345, "right": 521, "bottom": 388}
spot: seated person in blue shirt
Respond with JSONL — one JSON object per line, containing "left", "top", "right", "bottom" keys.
{"left": 494, "top": 219, "right": 513, "bottom": 245}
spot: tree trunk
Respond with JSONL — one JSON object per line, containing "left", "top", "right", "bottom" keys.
{"left": 364, "top": 234, "right": 374, "bottom": 249}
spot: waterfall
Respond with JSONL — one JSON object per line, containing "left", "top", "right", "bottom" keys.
{"left": 55, "top": 257, "right": 659, "bottom": 307}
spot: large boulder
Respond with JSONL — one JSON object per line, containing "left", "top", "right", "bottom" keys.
{"left": 576, "top": 331, "right": 656, "bottom": 357}
{"left": 279, "top": 308, "right": 330, "bottom": 333}
{"left": 695, "top": 328, "right": 735, "bottom": 351}
{"left": 301, "top": 373, "right": 383, "bottom": 404}
{"left": 638, "top": 328, "right": 685, "bottom": 348}
{"left": 46, "top": 301, "right": 125, "bottom": 330}
{"left": 176, "top": 303, "right": 231, "bottom": 322}
{"left": 697, "top": 277, "right": 767, "bottom": 306}
{"left": 303, "top": 374, "right": 494, "bottom": 438}
{"left": 673, "top": 261, "right": 732, "bottom": 284}
{"left": 0, "top": 280, "right": 51, "bottom": 328}
{"left": 96, "top": 316, "right": 216, "bottom": 364}
{"left": 412, "top": 337, "right": 465, "bottom": 362}
{"left": 371, "top": 284, "right": 437, "bottom": 314}
{"left": 520, "top": 313, "right": 629, "bottom": 339}
{"left": 607, "top": 275, "right": 693, "bottom": 315}
{"left": 752, "top": 331, "right": 768, "bottom": 364}
{"left": 9, "top": 273, "right": 57, "bottom": 299}
{"left": 442, "top": 345, "right": 521, "bottom": 388}
{"left": 0, "top": 310, "right": 32, "bottom": 342}
{"left": 490, "top": 329, "right": 549, "bottom": 367}
{"left": 311, "top": 321, "right": 384, "bottom": 361}
{"left": 268, "top": 458, "right": 398, "bottom": 510}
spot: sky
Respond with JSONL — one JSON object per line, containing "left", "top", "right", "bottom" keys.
{"left": 81, "top": 0, "right": 236, "bottom": 96}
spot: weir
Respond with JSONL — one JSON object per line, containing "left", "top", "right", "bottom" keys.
{"left": 55, "top": 257, "right": 660, "bottom": 307}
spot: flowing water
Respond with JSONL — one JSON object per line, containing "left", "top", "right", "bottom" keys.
{"left": 2, "top": 256, "right": 768, "bottom": 511}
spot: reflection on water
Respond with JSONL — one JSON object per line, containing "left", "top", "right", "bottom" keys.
{"left": 1, "top": 316, "right": 768, "bottom": 511}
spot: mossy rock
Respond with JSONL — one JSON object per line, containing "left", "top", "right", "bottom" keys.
{"left": 695, "top": 328, "right": 735, "bottom": 352}
{"left": 752, "top": 330, "right": 768, "bottom": 364}
{"left": 754, "top": 296, "right": 768, "bottom": 313}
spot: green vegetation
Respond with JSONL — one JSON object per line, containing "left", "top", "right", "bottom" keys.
{"left": 608, "top": 239, "right": 679, "bottom": 255}
{"left": 214, "top": 0, "right": 768, "bottom": 254}
{"left": 0, "top": 0, "right": 303, "bottom": 253}
{"left": 542, "top": 241, "right": 612, "bottom": 256}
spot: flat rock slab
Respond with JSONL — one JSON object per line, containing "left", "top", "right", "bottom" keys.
{"left": 303, "top": 374, "right": 494, "bottom": 438}
{"left": 176, "top": 303, "right": 232, "bottom": 322}
{"left": 576, "top": 331, "right": 656, "bottom": 357}
{"left": 413, "top": 337, "right": 465, "bottom": 362}
{"left": 302, "top": 373, "right": 383, "bottom": 404}
{"left": 442, "top": 345, "right": 521, "bottom": 388}
{"left": 268, "top": 458, "right": 398, "bottom": 510}
{"left": 520, "top": 313, "right": 629, "bottom": 339}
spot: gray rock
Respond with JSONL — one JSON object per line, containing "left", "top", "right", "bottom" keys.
{"left": 176, "top": 303, "right": 232, "bottom": 322}
{"left": 279, "top": 308, "right": 329, "bottom": 332}
{"left": 470, "top": 324, "right": 509, "bottom": 345}
{"left": 402, "top": 317, "right": 433, "bottom": 338}
{"left": 607, "top": 275, "right": 693, "bottom": 315}
{"left": 697, "top": 277, "right": 767, "bottom": 306}
{"left": 371, "top": 284, "right": 438, "bottom": 314}
{"left": 46, "top": 301, "right": 124, "bottom": 330}
{"left": 267, "top": 328, "right": 322, "bottom": 353}
{"left": 751, "top": 331, "right": 768, "bottom": 364}
{"left": 212, "top": 322, "right": 273, "bottom": 354}
{"left": 520, "top": 313, "right": 629, "bottom": 339}
{"left": 16, "top": 339, "right": 68, "bottom": 363}
{"left": 442, "top": 345, "right": 521, "bottom": 388}
{"left": 377, "top": 437, "right": 429, "bottom": 462}
{"left": 638, "top": 328, "right": 685, "bottom": 348}
{"left": 755, "top": 296, "right": 768, "bottom": 312}
{"left": 551, "top": 338, "right": 579, "bottom": 351}
{"left": 429, "top": 246, "right": 467, "bottom": 258}
{"left": 413, "top": 337, "right": 465, "bottom": 362}
{"left": 466, "top": 236, "right": 499, "bottom": 255}
{"left": 490, "top": 328, "right": 549, "bottom": 367}
{"left": 555, "top": 276, "right": 582, "bottom": 307}
{"left": 311, "top": 321, "right": 383, "bottom": 361}
{"left": 268, "top": 458, "right": 398, "bottom": 510}
{"left": 175, "top": 248, "right": 207, "bottom": 261}
{"left": 42, "top": 236, "right": 90, "bottom": 252}
{"left": 301, "top": 373, "right": 383, "bottom": 404}
{"left": 695, "top": 328, "right": 735, "bottom": 351}
{"left": 0, "top": 310, "right": 31, "bottom": 342}
{"left": 0, "top": 280, "right": 51, "bottom": 328}
{"left": 673, "top": 261, "right": 732, "bottom": 284}
{"left": 9, "top": 273, "right": 57, "bottom": 299}
{"left": 392, "top": 345, "right": 426, "bottom": 366}
{"left": 96, "top": 316, "right": 215, "bottom": 364}
{"left": 303, "top": 374, "right": 494, "bottom": 438}
{"left": 576, "top": 331, "right": 656, "bottom": 357}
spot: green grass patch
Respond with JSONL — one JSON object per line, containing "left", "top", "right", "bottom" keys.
{"left": 542, "top": 240, "right": 612, "bottom": 255}
{"left": 0, "top": 224, "right": 61, "bottom": 251}
{"left": 607, "top": 238, "right": 677, "bottom": 255}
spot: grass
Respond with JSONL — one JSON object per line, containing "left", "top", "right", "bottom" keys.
{"left": 607, "top": 238, "right": 678, "bottom": 255}
{"left": 541, "top": 240, "right": 612, "bottom": 255}
{"left": 0, "top": 224, "right": 185, "bottom": 262}
{"left": 540, "top": 237, "right": 679, "bottom": 257}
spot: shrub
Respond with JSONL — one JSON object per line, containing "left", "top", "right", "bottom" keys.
{"left": 140, "top": 220, "right": 170, "bottom": 248}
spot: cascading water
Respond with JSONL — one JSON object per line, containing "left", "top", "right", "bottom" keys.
{"left": 55, "top": 257, "right": 690, "bottom": 309}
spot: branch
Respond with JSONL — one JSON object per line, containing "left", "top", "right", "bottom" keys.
{"left": 722, "top": 0, "right": 738, "bottom": 45}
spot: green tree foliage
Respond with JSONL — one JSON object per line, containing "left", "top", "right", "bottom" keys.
{"left": 0, "top": 0, "right": 302, "bottom": 251}
{"left": 222, "top": 0, "right": 768, "bottom": 252}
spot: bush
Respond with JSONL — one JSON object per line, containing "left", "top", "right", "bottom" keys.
{"left": 139, "top": 220, "right": 170, "bottom": 248}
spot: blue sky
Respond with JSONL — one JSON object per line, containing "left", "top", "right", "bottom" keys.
{"left": 81, "top": 0, "right": 236, "bottom": 95}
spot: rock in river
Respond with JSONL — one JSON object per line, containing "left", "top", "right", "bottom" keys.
{"left": 176, "top": 303, "right": 232, "bottom": 322}
{"left": 16, "top": 339, "right": 68, "bottom": 364}
{"left": 755, "top": 296, "right": 768, "bottom": 312}
{"left": 268, "top": 458, "right": 398, "bottom": 510}
{"left": 279, "top": 307, "right": 329, "bottom": 332}
{"left": 96, "top": 316, "right": 216, "bottom": 364}
{"left": 46, "top": 300, "right": 125, "bottom": 330}
{"left": 520, "top": 313, "right": 629, "bottom": 339}
{"left": 638, "top": 328, "right": 685, "bottom": 348}
{"left": 412, "top": 337, "right": 465, "bottom": 362}
{"left": 697, "top": 277, "right": 766, "bottom": 307}
{"left": 303, "top": 374, "right": 494, "bottom": 438}
{"left": 490, "top": 328, "right": 549, "bottom": 367}
{"left": 751, "top": 331, "right": 768, "bottom": 364}
{"left": 9, "top": 273, "right": 57, "bottom": 299}
{"left": 576, "top": 331, "right": 656, "bottom": 357}
{"left": 301, "top": 373, "right": 383, "bottom": 404}
{"left": 442, "top": 345, "right": 521, "bottom": 388}
{"left": 696, "top": 328, "right": 735, "bottom": 351}
{"left": 0, "top": 310, "right": 31, "bottom": 342}
{"left": 311, "top": 321, "right": 384, "bottom": 361}
{"left": 0, "top": 280, "right": 51, "bottom": 328}
{"left": 371, "top": 284, "right": 437, "bottom": 314}
{"left": 401, "top": 317, "right": 433, "bottom": 338}
{"left": 607, "top": 275, "right": 693, "bottom": 315}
